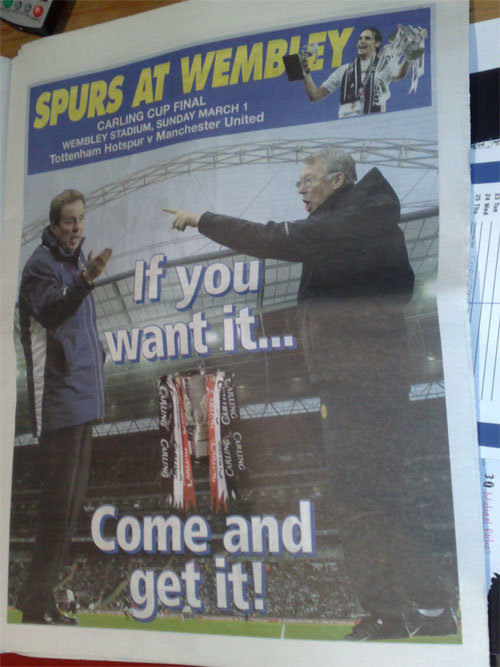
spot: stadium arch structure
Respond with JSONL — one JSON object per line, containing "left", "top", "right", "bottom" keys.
{"left": 14, "top": 137, "right": 441, "bottom": 438}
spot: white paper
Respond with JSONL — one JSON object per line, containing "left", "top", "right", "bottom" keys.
{"left": 1, "top": 2, "right": 489, "bottom": 664}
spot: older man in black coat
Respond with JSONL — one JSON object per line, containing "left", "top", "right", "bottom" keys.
{"left": 168, "top": 147, "right": 457, "bottom": 639}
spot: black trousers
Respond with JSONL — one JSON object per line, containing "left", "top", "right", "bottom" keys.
{"left": 21, "top": 423, "right": 93, "bottom": 617}
{"left": 317, "top": 378, "right": 453, "bottom": 619}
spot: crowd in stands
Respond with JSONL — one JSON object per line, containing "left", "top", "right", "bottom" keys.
{"left": 8, "top": 401, "right": 456, "bottom": 621}
{"left": 8, "top": 547, "right": 356, "bottom": 621}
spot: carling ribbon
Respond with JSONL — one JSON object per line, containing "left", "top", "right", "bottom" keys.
{"left": 175, "top": 378, "right": 197, "bottom": 511}
{"left": 157, "top": 375, "right": 196, "bottom": 511}
{"left": 219, "top": 372, "right": 249, "bottom": 500}
{"left": 158, "top": 376, "right": 176, "bottom": 505}
{"left": 159, "top": 371, "right": 248, "bottom": 513}
{"left": 207, "top": 372, "right": 229, "bottom": 512}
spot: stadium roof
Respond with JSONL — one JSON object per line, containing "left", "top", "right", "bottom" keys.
{"left": 14, "top": 138, "right": 443, "bottom": 441}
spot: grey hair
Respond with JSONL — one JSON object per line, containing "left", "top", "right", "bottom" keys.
{"left": 304, "top": 147, "right": 357, "bottom": 186}
{"left": 49, "top": 189, "right": 86, "bottom": 226}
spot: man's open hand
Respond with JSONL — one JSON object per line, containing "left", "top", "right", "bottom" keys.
{"left": 83, "top": 248, "right": 112, "bottom": 283}
{"left": 163, "top": 208, "right": 201, "bottom": 232}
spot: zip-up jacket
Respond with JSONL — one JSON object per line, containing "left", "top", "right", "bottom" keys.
{"left": 198, "top": 168, "right": 415, "bottom": 384}
{"left": 19, "top": 227, "right": 105, "bottom": 436}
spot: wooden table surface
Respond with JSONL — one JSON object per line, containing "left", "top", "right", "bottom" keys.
{"left": 1, "top": 0, "right": 499, "bottom": 59}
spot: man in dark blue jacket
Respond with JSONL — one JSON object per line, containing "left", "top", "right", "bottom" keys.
{"left": 168, "top": 147, "right": 457, "bottom": 639}
{"left": 18, "top": 189, "right": 111, "bottom": 625}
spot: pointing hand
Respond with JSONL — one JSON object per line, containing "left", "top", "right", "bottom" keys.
{"left": 163, "top": 208, "right": 201, "bottom": 232}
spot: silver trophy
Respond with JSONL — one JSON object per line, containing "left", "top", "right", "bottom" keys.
{"left": 376, "top": 25, "right": 427, "bottom": 96}
{"left": 183, "top": 374, "right": 209, "bottom": 459}
{"left": 299, "top": 42, "right": 319, "bottom": 73}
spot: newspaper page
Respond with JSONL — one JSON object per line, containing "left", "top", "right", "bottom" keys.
{"left": 0, "top": 1, "right": 489, "bottom": 665}
{"left": 469, "top": 16, "right": 500, "bottom": 661}
{"left": 1, "top": 56, "right": 12, "bottom": 244}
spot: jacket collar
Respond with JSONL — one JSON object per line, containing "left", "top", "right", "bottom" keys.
{"left": 312, "top": 182, "right": 353, "bottom": 216}
{"left": 311, "top": 167, "right": 388, "bottom": 217}
{"left": 42, "top": 226, "right": 84, "bottom": 263}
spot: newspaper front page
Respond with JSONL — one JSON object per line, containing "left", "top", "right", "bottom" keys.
{"left": 469, "top": 18, "right": 500, "bottom": 658}
{"left": 0, "top": 1, "right": 489, "bottom": 664}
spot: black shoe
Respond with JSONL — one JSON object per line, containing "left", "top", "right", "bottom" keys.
{"left": 345, "top": 616, "right": 407, "bottom": 641}
{"left": 403, "top": 608, "right": 458, "bottom": 637}
{"left": 22, "top": 610, "right": 79, "bottom": 626}
{"left": 346, "top": 608, "right": 458, "bottom": 641}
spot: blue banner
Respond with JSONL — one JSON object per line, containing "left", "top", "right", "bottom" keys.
{"left": 471, "top": 161, "right": 500, "bottom": 184}
{"left": 478, "top": 422, "right": 500, "bottom": 449}
{"left": 27, "top": 7, "right": 431, "bottom": 175}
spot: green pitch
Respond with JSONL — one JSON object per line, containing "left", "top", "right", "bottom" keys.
{"left": 7, "top": 609, "right": 461, "bottom": 643}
